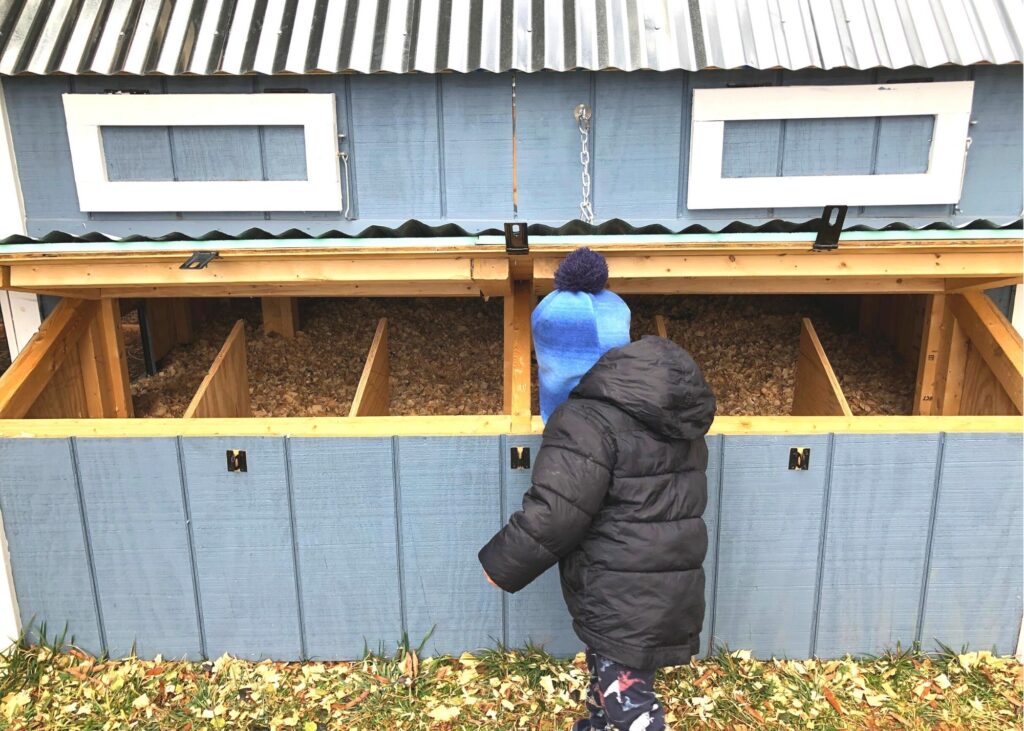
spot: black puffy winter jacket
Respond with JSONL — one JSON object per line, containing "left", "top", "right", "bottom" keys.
{"left": 479, "top": 336, "right": 717, "bottom": 670}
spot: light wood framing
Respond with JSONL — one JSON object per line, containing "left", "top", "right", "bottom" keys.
{"left": 792, "top": 318, "right": 853, "bottom": 417}
{"left": 144, "top": 297, "right": 193, "bottom": 363}
{"left": 183, "top": 320, "right": 250, "bottom": 419}
{"left": 914, "top": 294, "right": 946, "bottom": 415}
{"left": 655, "top": 315, "right": 668, "bottom": 338}
{"left": 262, "top": 297, "right": 300, "bottom": 338}
{"left": 350, "top": 318, "right": 390, "bottom": 417}
{"left": 947, "top": 292, "right": 1023, "bottom": 413}
{"left": 503, "top": 278, "right": 533, "bottom": 423}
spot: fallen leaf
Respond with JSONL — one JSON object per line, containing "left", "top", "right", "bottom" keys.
{"left": 427, "top": 704, "right": 461, "bottom": 721}
{"left": 823, "top": 687, "right": 843, "bottom": 715}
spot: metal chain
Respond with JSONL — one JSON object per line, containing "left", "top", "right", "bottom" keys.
{"left": 575, "top": 103, "right": 594, "bottom": 223}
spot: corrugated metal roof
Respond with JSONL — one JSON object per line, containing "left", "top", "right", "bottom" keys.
{"left": 0, "top": 0, "right": 1019, "bottom": 76}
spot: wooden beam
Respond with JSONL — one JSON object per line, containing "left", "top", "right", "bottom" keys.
{"left": 350, "top": 318, "right": 390, "bottom": 417}
{"left": 93, "top": 282, "right": 486, "bottom": 298}
{"left": 0, "top": 414, "right": 1019, "bottom": 439}
{"left": 948, "top": 292, "right": 1023, "bottom": 412}
{"left": 914, "top": 295, "right": 946, "bottom": 415}
{"left": 96, "top": 298, "right": 133, "bottom": 418}
{"left": 934, "top": 310, "right": 970, "bottom": 416}
{"left": 535, "top": 276, "right": 949, "bottom": 295}
{"left": 0, "top": 298, "right": 96, "bottom": 418}
{"left": 503, "top": 278, "right": 533, "bottom": 420}
{"left": 183, "top": 320, "right": 250, "bottom": 419}
{"left": 655, "top": 315, "right": 668, "bottom": 338}
{"left": 946, "top": 276, "right": 1023, "bottom": 292}
{"left": 261, "top": 297, "right": 300, "bottom": 339}
{"left": 792, "top": 318, "right": 853, "bottom": 416}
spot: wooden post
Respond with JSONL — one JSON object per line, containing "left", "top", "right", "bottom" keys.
{"left": 913, "top": 294, "right": 946, "bottom": 415}
{"left": 503, "top": 278, "right": 533, "bottom": 423}
{"left": 262, "top": 297, "right": 300, "bottom": 338}
{"left": 792, "top": 318, "right": 853, "bottom": 416}
{"left": 350, "top": 318, "right": 389, "bottom": 416}
{"left": 934, "top": 310, "right": 970, "bottom": 416}
{"left": 184, "top": 320, "right": 250, "bottom": 418}
{"left": 948, "top": 292, "right": 1023, "bottom": 413}
{"left": 655, "top": 315, "right": 668, "bottom": 339}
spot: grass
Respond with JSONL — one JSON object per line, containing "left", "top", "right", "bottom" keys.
{"left": 0, "top": 632, "right": 1020, "bottom": 730}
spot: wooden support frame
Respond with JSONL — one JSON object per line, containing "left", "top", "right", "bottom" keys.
{"left": 262, "top": 297, "right": 300, "bottom": 339}
{"left": 183, "top": 320, "right": 250, "bottom": 419}
{"left": 947, "top": 292, "right": 1023, "bottom": 415}
{"left": 503, "top": 278, "right": 533, "bottom": 425}
{"left": 792, "top": 318, "right": 853, "bottom": 417}
{"left": 914, "top": 295, "right": 946, "bottom": 415}
{"left": 350, "top": 318, "right": 390, "bottom": 417}
{"left": 655, "top": 315, "right": 668, "bottom": 338}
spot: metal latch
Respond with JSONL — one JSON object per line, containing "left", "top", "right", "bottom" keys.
{"left": 180, "top": 251, "right": 219, "bottom": 270}
{"left": 504, "top": 222, "right": 528, "bottom": 255}
{"left": 788, "top": 447, "right": 811, "bottom": 471}
{"left": 226, "top": 450, "right": 248, "bottom": 473}
{"left": 510, "top": 446, "right": 531, "bottom": 470}
{"left": 812, "top": 205, "right": 848, "bottom": 251}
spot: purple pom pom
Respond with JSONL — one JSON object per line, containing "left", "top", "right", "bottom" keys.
{"left": 554, "top": 247, "right": 609, "bottom": 294}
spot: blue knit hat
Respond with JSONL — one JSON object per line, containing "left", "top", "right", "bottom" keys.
{"left": 532, "top": 248, "right": 631, "bottom": 422}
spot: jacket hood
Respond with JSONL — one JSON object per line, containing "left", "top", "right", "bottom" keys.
{"left": 570, "top": 336, "right": 717, "bottom": 440}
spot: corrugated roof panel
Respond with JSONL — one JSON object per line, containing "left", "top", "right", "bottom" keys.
{"left": 0, "top": 0, "right": 1019, "bottom": 75}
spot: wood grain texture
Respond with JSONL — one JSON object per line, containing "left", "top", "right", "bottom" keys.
{"left": 25, "top": 341, "right": 89, "bottom": 419}
{"left": 181, "top": 437, "right": 302, "bottom": 660}
{"left": 792, "top": 319, "right": 852, "bottom": 417}
{"left": 914, "top": 295, "right": 946, "bottom": 415}
{"left": 502, "top": 434, "right": 576, "bottom": 655}
{"left": 184, "top": 320, "right": 250, "bottom": 419}
{"left": 74, "top": 438, "right": 201, "bottom": 659}
{"left": 145, "top": 298, "right": 193, "bottom": 363}
{"left": 935, "top": 312, "right": 970, "bottom": 415}
{"left": 920, "top": 433, "right": 1024, "bottom": 655}
{"left": 0, "top": 439, "right": 102, "bottom": 653}
{"left": 961, "top": 346, "right": 1020, "bottom": 415}
{"left": 397, "top": 436, "right": 502, "bottom": 656}
{"left": 503, "top": 281, "right": 532, "bottom": 418}
{"left": 261, "top": 297, "right": 299, "bottom": 339}
{"left": 815, "top": 434, "right": 940, "bottom": 657}
{"left": 350, "top": 319, "right": 389, "bottom": 417}
{"left": 288, "top": 437, "right": 402, "bottom": 659}
{"left": 948, "top": 292, "right": 1023, "bottom": 413}
{"left": 701, "top": 435, "right": 722, "bottom": 657}
{"left": 654, "top": 315, "right": 668, "bottom": 339}
{"left": 713, "top": 434, "right": 830, "bottom": 659}
{"left": 94, "top": 299, "right": 133, "bottom": 418}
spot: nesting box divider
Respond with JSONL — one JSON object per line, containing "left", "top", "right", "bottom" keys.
{"left": 349, "top": 318, "right": 390, "bottom": 417}
{"left": 655, "top": 314, "right": 668, "bottom": 338}
{"left": 791, "top": 318, "right": 853, "bottom": 417}
{"left": 140, "top": 298, "right": 193, "bottom": 373}
{"left": 182, "top": 319, "right": 250, "bottom": 419}
{"left": 261, "top": 297, "right": 300, "bottom": 338}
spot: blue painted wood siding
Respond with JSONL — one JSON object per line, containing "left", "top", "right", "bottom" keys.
{"left": 3, "top": 67, "right": 1020, "bottom": 238}
{"left": 0, "top": 432, "right": 1020, "bottom": 661}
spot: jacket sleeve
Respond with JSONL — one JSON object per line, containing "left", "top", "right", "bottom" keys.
{"left": 478, "top": 403, "right": 615, "bottom": 593}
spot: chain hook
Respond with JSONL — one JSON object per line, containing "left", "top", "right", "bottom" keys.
{"left": 575, "top": 104, "right": 594, "bottom": 224}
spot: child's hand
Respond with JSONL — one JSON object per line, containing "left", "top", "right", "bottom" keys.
{"left": 484, "top": 571, "right": 499, "bottom": 588}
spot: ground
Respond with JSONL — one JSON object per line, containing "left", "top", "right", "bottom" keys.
{"left": 0, "top": 640, "right": 1019, "bottom": 730}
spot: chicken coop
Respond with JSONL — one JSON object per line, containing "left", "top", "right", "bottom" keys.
{"left": 0, "top": 1, "right": 1021, "bottom": 662}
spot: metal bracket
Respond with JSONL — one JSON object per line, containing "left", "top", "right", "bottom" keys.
{"left": 504, "top": 222, "right": 529, "bottom": 255}
{"left": 788, "top": 447, "right": 811, "bottom": 471}
{"left": 812, "top": 205, "right": 848, "bottom": 251}
{"left": 180, "top": 251, "right": 219, "bottom": 270}
{"left": 510, "top": 446, "right": 531, "bottom": 470}
{"left": 226, "top": 450, "right": 248, "bottom": 473}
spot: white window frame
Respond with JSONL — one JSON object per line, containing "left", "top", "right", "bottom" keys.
{"left": 687, "top": 81, "right": 975, "bottom": 210}
{"left": 62, "top": 93, "right": 342, "bottom": 212}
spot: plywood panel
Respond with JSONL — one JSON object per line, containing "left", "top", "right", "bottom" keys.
{"left": 503, "top": 434, "right": 575, "bottom": 655}
{"left": 792, "top": 319, "right": 852, "bottom": 416}
{"left": 920, "top": 433, "right": 1024, "bottom": 654}
{"left": 350, "top": 319, "right": 389, "bottom": 417}
{"left": 948, "top": 292, "right": 1023, "bottom": 413}
{"left": 713, "top": 434, "right": 830, "bottom": 658}
{"left": 398, "top": 436, "right": 502, "bottom": 655}
{"left": 102, "top": 126, "right": 175, "bottom": 182}
{"left": 144, "top": 298, "right": 193, "bottom": 364}
{"left": 181, "top": 437, "right": 302, "bottom": 660}
{"left": 815, "top": 434, "right": 940, "bottom": 657}
{"left": 184, "top": 320, "right": 250, "bottom": 419}
{"left": 75, "top": 438, "right": 201, "bottom": 659}
{"left": 700, "top": 435, "right": 722, "bottom": 657}
{"left": 0, "top": 439, "right": 102, "bottom": 653}
{"left": 960, "top": 346, "right": 1019, "bottom": 415}
{"left": 25, "top": 344, "right": 89, "bottom": 418}
{"left": 289, "top": 437, "right": 401, "bottom": 659}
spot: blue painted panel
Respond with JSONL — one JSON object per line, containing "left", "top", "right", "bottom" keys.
{"left": 594, "top": 71, "right": 685, "bottom": 220}
{"left": 398, "top": 436, "right": 502, "bottom": 656}
{"left": 874, "top": 116, "right": 933, "bottom": 174}
{"left": 701, "top": 434, "right": 722, "bottom": 657}
{"left": 74, "top": 438, "right": 201, "bottom": 659}
{"left": 172, "top": 126, "right": 263, "bottom": 182}
{"left": 261, "top": 126, "right": 308, "bottom": 181}
{"left": 959, "top": 65, "right": 1024, "bottom": 218}
{"left": 0, "top": 439, "right": 101, "bottom": 653}
{"left": 987, "top": 285, "right": 1015, "bottom": 319}
{"left": 102, "top": 127, "right": 175, "bottom": 182}
{"left": 349, "top": 75, "right": 440, "bottom": 219}
{"left": 920, "top": 433, "right": 1024, "bottom": 654}
{"left": 722, "top": 121, "right": 781, "bottom": 178}
{"left": 815, "top": 434, "right": 940, "bottom": 658}
{"left": 781, "top": 117, "right": 876, "bottom": 177}
{"left": 502, "top": 435, "right": 577, "bottom": 655}
{"left": 288, "top": 438, "right": 402, "bottom": 659}
{"left": 516, "top": 72, "right": 592, "bottom": 219}
{"left": 441, "top": 73, "right": 513, "bottom": 219}
{"left": 713, "top": 434, "right": 830, "bottom": 658}
{"left": 181, "top": 437, "right": 302, "bottom": 660}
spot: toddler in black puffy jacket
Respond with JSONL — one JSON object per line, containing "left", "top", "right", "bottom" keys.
{"left": 479, "top": 249, "right": 717, "bottom": 731}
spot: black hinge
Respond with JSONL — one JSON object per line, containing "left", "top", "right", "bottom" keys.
{"left": 504, "top": 222, "right": 529, "bottom": 255}
{"left": 788, "top": 447, "right": 811, "bottom": 471}
{"left": 226, "top": 450, "right": 248, "bottom": 473}
{"left": 812, "top": 205, "right": 847, "bottom": 251}
{"left": 510, "top": 446, "right": 531, "bottom": 470}
{"left": 180, "top": 251, "right": 219, "bottom": 270}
